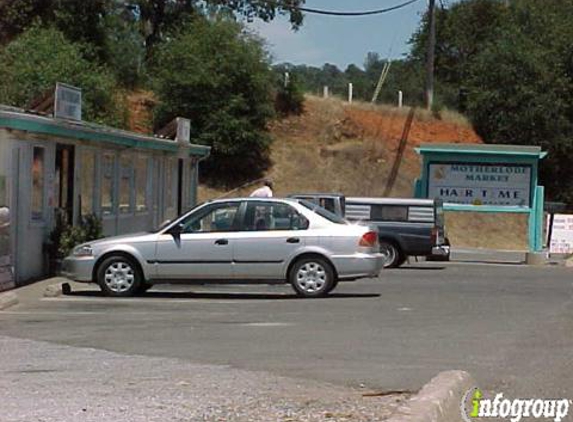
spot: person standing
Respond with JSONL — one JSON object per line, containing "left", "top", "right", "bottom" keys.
{"left": 250, "top": 179, "right": 273, "bottom": 198}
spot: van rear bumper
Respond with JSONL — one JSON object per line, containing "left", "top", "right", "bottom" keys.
{"left": 431, "top": 245, "right": 450, "bottom": 256}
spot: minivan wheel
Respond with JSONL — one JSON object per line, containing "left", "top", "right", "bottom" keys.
{"left": 97, "top": 255, "right": 141, "bottom": 297}
{"left": 290, "top": 257, "right": 335, "bottom": 298}
{"left": 379, "top": 241, "right": 403, "bottom": 268}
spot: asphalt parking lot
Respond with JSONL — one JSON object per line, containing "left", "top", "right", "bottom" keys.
{"left": 2, "top": 261, "right": 573, "bottom": 399}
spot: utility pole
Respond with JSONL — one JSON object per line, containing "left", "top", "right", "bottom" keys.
{"left": 425, "top": 0, "right": 436, "bottom": 110}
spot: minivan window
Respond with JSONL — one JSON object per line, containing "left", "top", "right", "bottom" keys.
{"left": 371, "top": 205, "right": 408, "bottom": 222}
{"left": 299, "top": 200, "right": 347, "bottom": 224}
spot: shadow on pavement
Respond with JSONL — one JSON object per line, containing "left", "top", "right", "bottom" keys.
{"left": 390, "top": 266, "right": 446, "bottom": 271}
{"left": 451, "top": 260, "right": 524, "bottom": 266}
{"left": 65, "top": 290, "right": 381, "bottom": 300}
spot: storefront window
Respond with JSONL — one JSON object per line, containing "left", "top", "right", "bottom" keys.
{"left": 101, "top": 153, "right": 115, "bottom": 216}
{"left": 136, "top": 155, "right": 150, "bottom": 212}
{"left": 119, "top": 155, "right": 133, "bottom": 214}
{"left": 80, "top": 149, "right": 95, "bottom": 215}
{"left": 31, "top": 147, "right": 45, "bottom": 221}
{"left": 165, "top": 158, "right": 175, "bottom": 211}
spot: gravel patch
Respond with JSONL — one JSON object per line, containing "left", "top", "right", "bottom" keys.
{"left": 0, "top": 336, "right": 408, "bottom": 422}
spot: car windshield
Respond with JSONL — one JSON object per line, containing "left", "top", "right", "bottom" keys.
{"left": 149, "top": 202, "right": 206, "bottom": 233}
{"left": 298, "top": 199, "right": 348, "bottom": 224}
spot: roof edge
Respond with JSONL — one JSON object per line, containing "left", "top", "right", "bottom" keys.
{"left": 0, "top": 107, "right": 210, "bottom": 157}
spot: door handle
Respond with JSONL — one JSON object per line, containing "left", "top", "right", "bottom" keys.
{"left": 286, "top": 237, "right": 300, "bottom": 244}
{"left": 215, "top": 239, "right": 229, "bottom": 245}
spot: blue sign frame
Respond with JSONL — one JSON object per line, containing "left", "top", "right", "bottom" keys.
{"left": 414, "top": 144, "right": 547, "bottom": 252}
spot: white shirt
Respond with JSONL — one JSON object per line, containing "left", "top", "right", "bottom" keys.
{"left": 250, "top": 186, "right": 273, "bottom": 198}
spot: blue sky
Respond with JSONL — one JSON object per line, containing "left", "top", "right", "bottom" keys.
{"left": 247, "top": 0, "right": 431, "bottom": 70}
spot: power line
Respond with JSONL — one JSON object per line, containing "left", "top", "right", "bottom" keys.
{"left": 259, "top": 0, "right": 422, "bottom": 17}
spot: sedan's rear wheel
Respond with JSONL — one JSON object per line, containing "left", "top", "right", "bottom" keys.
{"left": 290, "top": 257, "right": 335, "bottom": 298}
{"left": 97, "top": 255, "right": 141, "bottom": 297}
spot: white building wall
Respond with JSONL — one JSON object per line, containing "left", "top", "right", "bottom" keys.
{"left": 0, "top": 127, "right": 205, "bottom": 284}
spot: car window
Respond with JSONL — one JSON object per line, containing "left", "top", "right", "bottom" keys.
{"left": 319, "top": 198, "right": 336, "bottom": 214}
{"left": 370, "top": 205, "right": 408, "bottom": 221}
{"left": 180, "top": 203, "right": 241, "bottom": 233}
{"left": 243, "top": 202, "right": 309, "bottom": 231}
{"left": 299, "top": 200, "right": 347, "bottom": 224}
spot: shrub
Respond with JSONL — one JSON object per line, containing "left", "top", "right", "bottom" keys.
{"left": 275, "top": 73, "right": 305, "bottom": 116}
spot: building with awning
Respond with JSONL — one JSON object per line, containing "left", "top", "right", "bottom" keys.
{"left": 0, "top": 86, "right": 210, "bottom": 288}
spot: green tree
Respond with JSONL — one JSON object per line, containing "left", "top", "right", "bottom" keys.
{"left": 0, "top": 0, "right": 306, "bottom": 82}
{"left": 131, "top": 0, "right": 305, "bottom": 57}
{"left": 409, "top": 0, "right": 508, "bottom": 91}
{"left": 463, "top": 3, "right": 573, "bottom": 203}
{"left": 152, "top": 18, "right": 275, "bottom": 187}
{"left": 0, "top": 26, "right": 127, "bottom": 127}
{"left": 408, "top": 0, "right": 573, "bottom": 202}
{"left": 0, "top": 0, "right": 113, "bottom": 59}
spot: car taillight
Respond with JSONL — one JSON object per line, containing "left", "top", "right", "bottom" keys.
{"left": 431, "top": 227, "right": 438, "bottom": 245}
{"left": 359, "top": 231, "right": 378, "bottom": 247}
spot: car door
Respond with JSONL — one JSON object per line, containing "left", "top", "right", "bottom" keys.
{"left": 153, "top": 201, "right": 244, "bottom": 280}
{"left": 233, "top": 201, "right": 309, "bottom": 280}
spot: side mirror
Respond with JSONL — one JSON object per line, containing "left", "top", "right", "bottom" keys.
{"left": 169, "top": 223, "right": 184, "bottom": 239}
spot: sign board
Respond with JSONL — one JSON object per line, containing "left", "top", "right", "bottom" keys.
{"left": 54, "top": 83, "right": 82, "bottom": 121}
{"left": 548, "top": 214, "right": 573, "bottom": 254}
{"left": 176, "top": 118, "right": 191, "bottom": 144}
{"left": 428, "top": 163, "right": 531, "bottom": 207}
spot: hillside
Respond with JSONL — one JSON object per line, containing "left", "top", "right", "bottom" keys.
{"left": 200, "top": 96, "right": 481, "bottom": 199}
{"left": 195, "top": 96, "right": 528, "bottom": 251}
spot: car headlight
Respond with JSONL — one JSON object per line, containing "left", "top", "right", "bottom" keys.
{"left": 72, "top": 245, "right": 93, "bottom": 257}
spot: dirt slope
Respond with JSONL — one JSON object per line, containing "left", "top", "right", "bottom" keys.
{"left": 195, "top": 95, "right": 528, "bottom": 250}
{"left": 200, "top": 96, "right": 482, "bottom": 198}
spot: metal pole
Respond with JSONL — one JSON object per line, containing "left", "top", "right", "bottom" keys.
{"left": 398, "top": 90, "right": 403, "bottom": 108}
{"left": 425, "top": 0, "right": 436, "bottom": 110}
{"left": 371, "top": 61, "right": 391, "bottom": 103}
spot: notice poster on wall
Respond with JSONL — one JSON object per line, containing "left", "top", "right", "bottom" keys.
{"left": 0, "top": 175, "right": 15, "bottom": 291}
{"left": 428, "top": 163, "right": 532, "bottom": 207}
{"left": 548, "top": 214, "right": 573, "bottom": 254}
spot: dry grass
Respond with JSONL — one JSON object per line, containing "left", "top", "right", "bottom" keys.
{"left": 320, "top": 95, "right": 473, "bottom": 127}
{"left": 445, "top": 212, "right": 529, "bottom": 250}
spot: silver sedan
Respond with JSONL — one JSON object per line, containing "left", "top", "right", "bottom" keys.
{"left": 62, "top": 198, "right": 384, "bottom": 298}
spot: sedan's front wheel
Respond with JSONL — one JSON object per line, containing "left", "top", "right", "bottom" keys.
{"left": 97, "top": 255, "right": 141, "bottom": 297}
{"left": 290, "top": 257, "right": 335, "bottom": 298}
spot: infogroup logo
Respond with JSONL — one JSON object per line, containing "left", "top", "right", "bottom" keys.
{"left": 461, "top": 388, "right": 571, "bottom": 422}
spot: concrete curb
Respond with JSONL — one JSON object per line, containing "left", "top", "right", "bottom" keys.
{"left": 387, "top": 370, "right": 476, "bottom": 422}
{"left": 43, "top": 283, "right": 65, "bottom": 297}
{"left": 0, "top": 291, "right": 19, "bottom": 310}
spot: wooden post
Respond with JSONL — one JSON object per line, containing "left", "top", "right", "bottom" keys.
{"left": 348, "top": 83, "right": 353, "bottom": 103}
{"left": 425, "top": 0, "right": 436, "bottom": 110}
